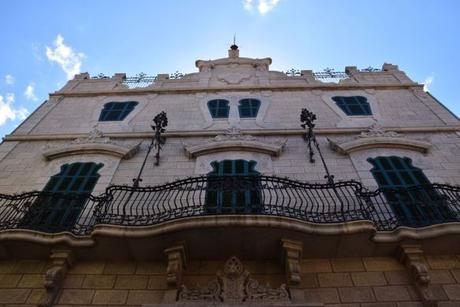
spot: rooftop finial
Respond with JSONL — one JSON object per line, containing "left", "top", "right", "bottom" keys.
{"left": 229, "top": 34, "right": 239, "bottom": 58}
{"left": 230, "top": 33, "right": 238, "bottom": 50}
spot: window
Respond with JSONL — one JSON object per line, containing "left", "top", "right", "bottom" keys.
{"left": 205, "top": 160, "right": 261, "bottom": 214}
{"left": 20, "top": 162, "right": 103, "bottom": 232}
{"left": 332, "top": 96, "right": 372, "bottom": 116}
{"left": 99, "top": 101, "right": 138, "bottom": 121}
{"left": 207, "top": 99, "right": 230, "bottom": 118}
{"left": 238, "top": 99, "right": 261, "bottom": 118}
{"left": 368, "top": 156, "right": 453, "bottom": 226}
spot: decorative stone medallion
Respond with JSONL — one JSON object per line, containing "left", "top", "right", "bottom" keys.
{"left": 178, "top": 256, "right": 290, "bottom": 305}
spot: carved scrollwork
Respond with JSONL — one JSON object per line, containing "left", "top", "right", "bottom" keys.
{"left": 178, "top": 256, "right": 289, "bottom": 304}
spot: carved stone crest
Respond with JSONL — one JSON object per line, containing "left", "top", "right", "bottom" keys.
{"left": 212, "top": 127, "right": 256, "bottom": 142}
{"left": 178, "top": 256, "right": 289, "bottom": 304}
{"left": 359, "top": 123, "right": 402, "bottom": 138}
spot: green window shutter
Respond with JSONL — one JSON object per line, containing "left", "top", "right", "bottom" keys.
{"left": 332, "top": 96, "right": 372, "bottom": 116}
{"left": 207, "top": 99, "right": 230, "bottom": 118}
{"left": 238, "top": 99, "right": 261, "bottom": 118}
{"left": 99, "top": 101, "right": 138, "bottom": 121}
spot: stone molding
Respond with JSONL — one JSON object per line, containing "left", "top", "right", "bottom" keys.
{"left": 5, "top": 125, "right": 460, "bottom": 143}
{"left": 42, "top": 128, "right": 140, "bottom": 160}
{"left": 39, "top": 249, "right": 74, "bottom": 307}
{"left": 184, "top": 129, "right": 286, "bottom": 158}
{"left": 42, "top": 142, "right": 140, "bottom": 160}
{"left": 178, "top": 256, "right": 289, "bottom": 304}
{"left": 329, "top": 136, "right": 431, "bottom": 154}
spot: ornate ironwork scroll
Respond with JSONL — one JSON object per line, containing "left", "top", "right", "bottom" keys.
{"left": 300, "top": 108, "right": 335, "bottom": 184}
{"left": 179, "top": 256, "right": 289, "bottom": 304}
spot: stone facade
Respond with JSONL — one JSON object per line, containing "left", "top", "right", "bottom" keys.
{"left": 0, "top": 46, "right": 459, "bottom": 306}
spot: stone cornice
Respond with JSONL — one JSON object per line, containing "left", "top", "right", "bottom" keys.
{"left": 3, "top": 126, "right": 460, "bottom": 142}
{"left": 42, "top": 142, "right": 140, "bottom": 161}
{"left": 329, "top": 136, "right": 432, "bottom": 154}
{"left": 185, "top": 140, "right": 284, "bottom": 158}
{"left": 49, "top": 82, "right": 424, "bottom": 98}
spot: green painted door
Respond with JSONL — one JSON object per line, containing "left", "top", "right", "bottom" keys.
{"left": 368, "top": 156, "right": 453, "bottom": 226}
{"left": 205, "top": 160, "right": 261, "bottom": 214}
{"left": 20, "top": 162, "right": 103, "bottom": 232}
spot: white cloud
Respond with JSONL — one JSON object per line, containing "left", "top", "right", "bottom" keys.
{"left": 45, "top": 34, "right": 85, "bottom": 80}
{"left": 243, "top": 0, "right": 280, "bottom": 15}
{"left": 5, "top": 75, "right": 14, "bottom": 85}
{"left": 243, "top": 0, "right": 253, "bottom": 11}
{"left": 24, "top": 83, "right": 38, "bottom": 101}
{"left": 423, "top": 76, "right": 434, "bottom": 92}
{"left": 0, "top": 93, "right": 29, "bottom": 126}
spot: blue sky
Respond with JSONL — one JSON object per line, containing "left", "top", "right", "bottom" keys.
{"left": 1, "top": 0, "right": 459, "bottom": 138}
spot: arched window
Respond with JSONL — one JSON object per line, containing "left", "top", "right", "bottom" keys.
{"left": 20, "top": 162, "right": 103, "bottom": 233}
{"left": 238, "top": 99, "right": 261, "bottom": 118}
{"left": 368, "top": 156, "right": 453, "bottom": 226}
{"left": 99, "top": 101, "right": 138, "bottom": 121}
{"left": 332, "top": 96, "right": 372, "bottom": 116}
{"left": 207, "top": 99, "right": 230, "bottom": 118}
{"left": 205, "top": 160, "right": 261, "bottom": 214}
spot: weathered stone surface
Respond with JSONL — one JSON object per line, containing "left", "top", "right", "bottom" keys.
{"left": 92, "top": 289, "right": 128, "bottom": 304}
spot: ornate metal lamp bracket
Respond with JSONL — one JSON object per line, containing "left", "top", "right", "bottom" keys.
{"left": 132, "top": 111, "right": 168, "bottom": 188}
{"left": 300, "top": 108, "right": 335, "bottom": 184}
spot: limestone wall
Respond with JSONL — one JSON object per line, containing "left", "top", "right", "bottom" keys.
{"left": 1, "top": 256, "right": 460, "bottom": 306}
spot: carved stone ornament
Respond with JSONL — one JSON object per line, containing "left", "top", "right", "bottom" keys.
{"left": 328, "top": 123, "right": 431, "bottom": 155}
{"left": 281, "top": 239, "right": 303, "bottom": 286}
{"left": 359, "top": 123, "right": 402, "bottom": 138}
{"left": 212, "top": 127, "right": 257, "bottom": 142}
{"left": 165, "top": 243, "right": 187, "bottom": 288}
{"left": 42, "top": 127, "right": 141, "bottom": 160}
{"left": 397, "top": 245, "right": 439, "bottom": 306}
{"left": 39, "top": 249, "right": 74, "bottom": 307}
{"left": 178, "top": 256, "right": 290, "bottom": 304}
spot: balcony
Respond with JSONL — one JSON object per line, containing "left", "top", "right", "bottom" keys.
{"left": 0, "top": 175, "right": 459, "bottom": 236}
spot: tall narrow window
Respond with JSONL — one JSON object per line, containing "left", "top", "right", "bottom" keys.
{"left": 20, "top": 162, "right": 103, "bottom": 232}
{"left": 332, "top": 96, "right": 372, "bottom": 116}
{"left": 238, "top": 99, "right": 261, "bottom": 118}
{"left": 99, "top": 101, "right": 138, "bottom": 121}
{"left": 368, "top": 156, "right": 453, "bottom": 226}
{"left": 205, "top": 160, "right": 261, "bottom": 214}
{"left": 207, "top": 99, "right": 230, "bottom": 118}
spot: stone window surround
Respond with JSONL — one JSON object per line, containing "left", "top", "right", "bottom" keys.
{"left": 321, "top": 90, "right": 381, "bottom": 128}
{"left": 200, "top": 94, "right": 269, "bottom": 129}
{"left": 90, "top": 95, "right": 147, "bottom": 131}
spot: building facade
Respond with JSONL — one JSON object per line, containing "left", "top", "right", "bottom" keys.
{"left": 0, "top": 46, "right": 459, "bottom": 306}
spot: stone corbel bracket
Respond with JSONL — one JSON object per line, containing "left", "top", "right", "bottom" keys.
{"left": 164, "top": 242, "right": 187, "bottom": 289}
{"left": 397, "top": 244, "right": 435, "bottom": 306}
{"left": 39, "top": 249, "right": 74, "bottom": 307}
{"left": 281, "top": 239, "right": 303, "bottom": 287}
{"left": 329, "top": 137, "right": 431, "bottom": 155}
{"left": 43, "top": 142, "right": 141, "bottom": 161}
{"left": 185, "top": 140, "right": 285, "bottom": 158}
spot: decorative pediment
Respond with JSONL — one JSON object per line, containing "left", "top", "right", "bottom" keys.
{"left": 329, "top": 125, "right": 431, "bottom": 154}
{"left": 184, "top": 128, "right": 286, "bottom": 158}
{"left": 178, "top": 256, "right": 289, "bottom": 305}
{"left": 43, "top": 128, "right": 140, "bottom": 161}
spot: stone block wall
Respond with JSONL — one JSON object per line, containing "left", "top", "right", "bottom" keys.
{"left": 2, "top": 256, "right": 460, "bottom": 306}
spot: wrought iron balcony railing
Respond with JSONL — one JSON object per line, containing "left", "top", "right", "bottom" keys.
{"left": 0, "top": 176, "right": 459, "bottom": 236}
